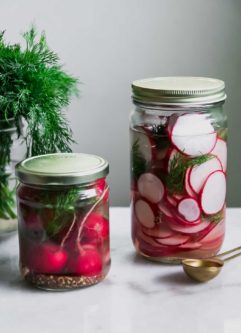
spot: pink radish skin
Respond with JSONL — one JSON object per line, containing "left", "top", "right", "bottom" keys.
{"left": 132, "top": 128, "right": 156, "bottom": 163}
{"left": 211, "top": 138, "right": 227, "bottom": 172}
{"left": 177, "top": 197, "right": 201, "bottom": 222}
{"left": 173, "top": 194, "right": 186, "bottom": 201}
{"left": 135, "top": 200, "right": 156, "bottom": 228}
{"left": 137, "top": 229, "right": 163, "bottom": 247}
{"left": 185, "top": 168, "right": 197, "bottom": 197}
{"left": 138, "top": 173, "right": 165, "bottom": 203}
{"left": 200, "top": 219, "right": 225, "bottom": 243}
{"left": 167, "top": 217, "right": 210, "bottom": 234}
{"left": 155, "top": 233, "right": 190, "bottom": 246}
{"left": 158, "top": 201, "right": 174, "bottom": 218}
{"left": 189, "top": 157, "right": 222, "bottom": 194}
{"left": 170, "top": 114, "right": 217, "bottom": 157}
{"left": 166, "top": 195, "right": 177, "bottom": 207}
{"left": 179, "top": 242, "right": 202, "bottom": 250}
{"left": 142, "top": 224, "right": 174, "bottom": 239}
{"left": 200, "top": 171, "right": 226, "bottom": 215}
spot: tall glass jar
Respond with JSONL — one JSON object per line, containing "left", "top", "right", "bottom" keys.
{"left": 0, "top": 118, "right": 24, "bottom": 238}
{"left": 16, "top": 153, "right": 110, "bottom": 290}
{"left": 130, "top": 77, "right": 227, "bottom": 263}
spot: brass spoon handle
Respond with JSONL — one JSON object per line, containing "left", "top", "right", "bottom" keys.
{"left": 216, "top": 246, "right": 241, "bottom": 259}
{"left": 223, "top": 251, "right": 241, "bottom": 262}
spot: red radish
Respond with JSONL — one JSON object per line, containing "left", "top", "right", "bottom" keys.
{"left": 95, "top": 178, "right": 106, "bottom": 194}
{"left": 137, "top": 173, "right": 165, "bottom": 203}
{"left": 173, "top": 194, "right": 185, "bottom": 201}
{"left": 142, "top": 223, "right": 174, "bottom": 238}
{"left": 200, "top": 220, "right": 225, "bottom": 243}
{"left": 155, "top": 233, "right": 189, "bottom": 246}
{"left": 189, "top": 157, "right": 222, "bottom": 194}
{"left": 211, "top": 138, "right": 227, "bottom": 172}
{"left": 132, "top": 129, "right": 156, "bottom": 163}
{"left": 137, "top": 229, "right": 163, "bottom": 247}
{"left": 177, "top": 197, "right": 201, "bottom": 222}
{"left": 167, "top": 217, "right": 210, "bottom": 234}
{"left": 29, "top": 243, "right": 68, "bottom": 274}
{"left": 166, "top": 195, "right": 177, "bottom": 207}
{"left": 170, "top": 113, "right": 217, "bottom": 156}
{"left": 135, "top": 199, "right": 156, "bottom": 228}
{"left": 82, "top": 213, "right": 109, "bottom": 244}
{"left": 167, "top": 148, "right": 179, "bottom": 172}
{"left": 200, "top": 171, "right": 226, "bottom": 215}
{"left": 69, "top": 247, "right": 102, "bottom": 276}
{"left": 179, "top": 242, "right": 202, "bottom": 250}
{"left": 158, "top": 201, "right": 174, "bottom": 218}
{"left": 184, "top": 168, "right": 196, "bottom": 197}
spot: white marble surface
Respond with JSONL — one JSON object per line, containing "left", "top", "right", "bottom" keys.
{"left": 1, "top": 207, "right": 241, "bottom": 333}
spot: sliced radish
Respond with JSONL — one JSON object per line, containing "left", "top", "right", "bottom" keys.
{"left": 132, "top": 129, "right": 156, "bottom": 163}
{"left": 155, "top": 233, "right": 189, "bottom": 246}
{"left": 166, "top": 195, "right": 177, "bottom": 207}
{"left": 137, "top": 173, "right": 165, "bottom": 203}
{"left": 189, "top": 157, "right": 222, "bottom": 194}
{"left": 142, "top": 223, "right": 174, "bottom": 239}
{"left": 179, "top": 242, "right": 202, "bottom": 250}
{"left": 158, "top": 201, "right": 174, "bottom": 218}
{"left": 167, "top": 217, "right": 210, "bottom": 234}
{"left": 135, "top": 200, "right": 156, "bottom": 228}
{"left": 173, "top": 194, "right": 185, "bottom": 201}
{"left": 211, "top": 138, "right": 227, "bottom": 172}
{"left": 177, "top": 198, "right": 201, "bottom": 222}
{"left": 200, "top": 171, "right": 226, "bottom": 215}
{"left": 137, "top": 229, "right": 162, "bottom": 247}
{"left": 167, "top": 148, "right": 179, "bottom": 172}
{"left": 185, "top": 168, "right": 196, "bottom": 197}
{"left": 200, "top": 220, "right": 225, "bottom": 243}
{"left": 171, "top": 114, "right": 217, "bottom": 157}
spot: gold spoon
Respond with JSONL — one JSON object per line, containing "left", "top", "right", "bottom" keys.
{"left": 182, "top": 246, "right": 241, "bottom": 282}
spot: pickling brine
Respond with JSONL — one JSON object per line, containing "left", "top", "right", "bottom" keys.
{"left": 130, "top": 77, "right": 227, "bottom": 263}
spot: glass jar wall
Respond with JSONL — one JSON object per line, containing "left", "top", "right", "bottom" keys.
{"left": 130, "top": 77, "right": 227, "bottom": 263}
{"left": 16, "top": 153, "right": 110, "bottom": 290}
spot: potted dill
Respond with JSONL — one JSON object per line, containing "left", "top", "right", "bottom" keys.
{"left": 0, "top": 27, "right": 78, "bottom": 237}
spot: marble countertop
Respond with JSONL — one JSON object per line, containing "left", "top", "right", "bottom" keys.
{"left": 1, "top": 207, "right": 241, "bottom": 333}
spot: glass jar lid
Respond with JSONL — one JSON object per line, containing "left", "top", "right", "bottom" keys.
{"left": 15, "top": 153, "right": 109, "bottom": 186}
{"left": 132, "top": 76, "right": 226, "bottom": 105}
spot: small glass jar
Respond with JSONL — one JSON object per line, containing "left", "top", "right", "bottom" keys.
{"left": 16, "top": 153, "right": 110, "bottom": 290}
{"left": 0, "top": 118, "right": 24, "bottom": 238}
{"left": 130, "top": 77, "right": 227, "bottom": 263}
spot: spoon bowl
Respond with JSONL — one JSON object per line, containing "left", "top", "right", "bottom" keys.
{"left": 182, "top": 257, "right": 224, "bottom": 282}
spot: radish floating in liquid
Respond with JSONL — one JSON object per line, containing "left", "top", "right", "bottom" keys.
{"left": 137, "top": 173, "right": 165, "bottom": 203}
{"left": 135, "top": 199, "right": 156, "bottom": 228}
{"left": 210, "top": 138, "right": 227, "bottom": 172}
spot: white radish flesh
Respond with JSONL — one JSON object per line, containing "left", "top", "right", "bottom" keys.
{"left": 189, "top": 157, "right": 222, "bottom": 194}
{"left": 178, "top": 198, "right": 201, "bottom": 222}
{"left": 142, "top": 224, "right": 174, "bottom": 238}
{"left": 200, "top": 171, "right": 226, "bottom": 215}
{"left": 132, "top": 130, "right": 155, "bottom": 163}
{"left": 135, "top": 200, "right": 156, "bottom": 228}
{"left": 211, "top": 138, "right": 227, "bottom": 172}
{"left": 155, "top": 233, "right": 189, "bottom": 246}
{"left": 138, "top": 173, "right": 165, "bottom": 203}
{"left": 171, "top": 114, "right": 217, "bottom": 157}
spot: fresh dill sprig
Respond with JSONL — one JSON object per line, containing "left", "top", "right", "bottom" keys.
{"left": 131, "top": 139, "right": 147, "bottom": 179}
{"left": 166, "top": 153, "right": 212, "bottom": 194}
{"left": 203, "top": 209, "right": 225, "bottom": 224}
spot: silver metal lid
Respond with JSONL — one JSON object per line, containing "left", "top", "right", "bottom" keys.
{"left": 132, "top": 77, "right": 226, "bottom": 105}
{"left": 15, "top": 153, "right": 109, "bottom": 186}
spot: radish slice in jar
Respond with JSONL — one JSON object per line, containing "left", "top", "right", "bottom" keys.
{"left": 185, "top": 168, "right": 196, "bottom": 197}
{"left": 135, "top": 200, "right": 156, "bottom": 228}
{"left": 132, "top": 129, "right": 155, "bottom": 163}
{"left": 166, "top": 195, "right": 177, "bottom": 207}
{"left": 179, "top": 242, "right": 202, "bottom": 250}
{"left": 200, "top": 220, "right": 225, "bottom": 243}
{"left": 158, "top": 201, "right": 174, "bottom": 218}
{"left": 211, "top": 138, "right": 227, "bottom": 172}
{"left": 189, "top": 157, "right": 222, "bottom": 194}
{"left": 155, "top": 233, "right": 190, "bottom": 246}
{"left": 137, "top": 173, "right": 165, "bottom": 203}
{"left": 170, "top": 114, "right": 217, "bottom": 157}
{"left": 167, "top": 217, "right": 210, "bottom": 234}
{"left": 142, "top": 224, "right": 174, "bottom": 239}
{"left": 177, "top": 197, "right": 201, "bottom": 222}
{"left": 200, "top": 171, "right": 226, "bottom": 215}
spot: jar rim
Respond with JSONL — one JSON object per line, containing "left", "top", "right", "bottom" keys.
{"left": 15, "top": 153, "right": 109, "bottom": 186}
{"left": 132, "top": 76, "right": 226, "bottom": 106}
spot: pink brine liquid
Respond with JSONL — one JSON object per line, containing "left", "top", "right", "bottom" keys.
{"left": 130, "top": 113, "right": 227, "bottom": 263}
